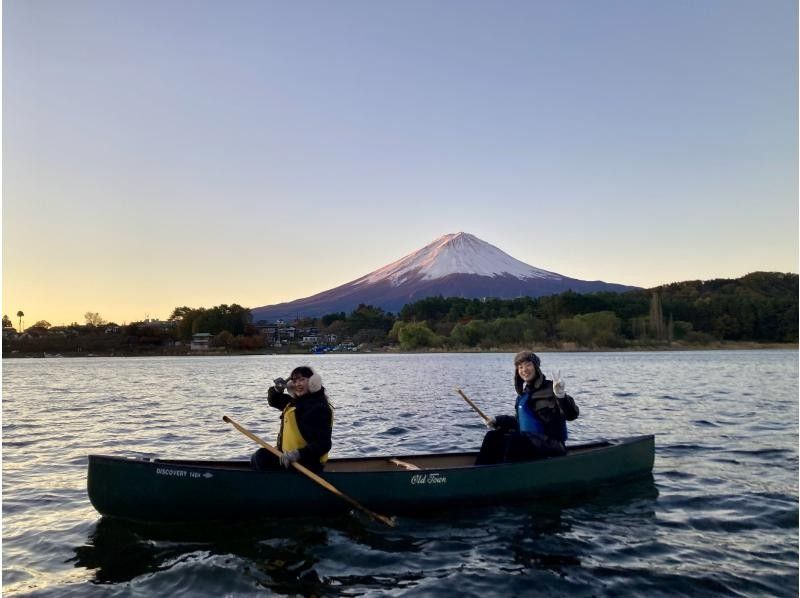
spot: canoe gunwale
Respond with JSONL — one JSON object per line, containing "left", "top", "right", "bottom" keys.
{"left": 88, "top": 435, "right": 649, "bottom": 474}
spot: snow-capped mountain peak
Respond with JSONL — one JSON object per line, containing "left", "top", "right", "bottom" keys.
{"left": 250, "top": 232, "right": 639, "bottom": 321}
{"left": 356, "top": 232, "right": 561, "bottom": 287}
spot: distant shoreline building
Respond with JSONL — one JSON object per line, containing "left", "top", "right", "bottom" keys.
{"left": 190, "top": 333, "right": 212, "bottom": 351}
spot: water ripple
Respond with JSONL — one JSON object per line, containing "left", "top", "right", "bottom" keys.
{"left": 2, "top": 350, "right": 798, "bottom": 597}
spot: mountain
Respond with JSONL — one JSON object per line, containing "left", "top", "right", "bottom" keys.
{"left": 251, "top": 232, "right": 639, "bottom": 321}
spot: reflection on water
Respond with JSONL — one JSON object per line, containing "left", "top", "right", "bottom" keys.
{"left": 71, "top": 476, "right": 659, "bottom": 594}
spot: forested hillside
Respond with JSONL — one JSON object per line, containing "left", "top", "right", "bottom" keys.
{"left": 389, "top": 272, "right": 798, "bottom": 349}
{"left": 4, "top": 272, "right": 796, "bottom": 355}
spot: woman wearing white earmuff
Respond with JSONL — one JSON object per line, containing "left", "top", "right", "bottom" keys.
{"left": 250, "top": 366, "right": 334, "bottom": 472}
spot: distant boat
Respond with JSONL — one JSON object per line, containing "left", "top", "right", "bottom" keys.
{"left": 87, "top": 435, "right": 654, "bottom": 523}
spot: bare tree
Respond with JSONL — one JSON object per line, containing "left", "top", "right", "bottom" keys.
{"left": 84, "top": 312, "right": 107, "bottom": 327}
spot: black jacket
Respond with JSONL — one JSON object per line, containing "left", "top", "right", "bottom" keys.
{"left": 494, "top": 372, "right": 579, "bottom": 442}
{"left": 267, "top": 386, "right": 333, "bottom": 464}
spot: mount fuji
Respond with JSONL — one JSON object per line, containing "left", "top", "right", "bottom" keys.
{"left": 251, "top": 232, "right": 639, "bottom": 321}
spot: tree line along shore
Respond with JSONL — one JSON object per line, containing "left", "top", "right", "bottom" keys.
{"left": 3, "top": 272, "right": 797, "bottom": 357}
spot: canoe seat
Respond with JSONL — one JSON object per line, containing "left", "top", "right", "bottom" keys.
{"left": 388, "top": 458, "right": 420, "bottom": 470}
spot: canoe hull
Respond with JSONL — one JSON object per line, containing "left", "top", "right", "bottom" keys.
{"left": 87, "top": 435, "right": 655, "bottom": 522}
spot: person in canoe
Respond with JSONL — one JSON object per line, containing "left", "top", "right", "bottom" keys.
{"left": 476, "top": 351, "right": 579, "bottom": 465}
{"left": 250, "top": 366, "right": 334, "bottom": 472}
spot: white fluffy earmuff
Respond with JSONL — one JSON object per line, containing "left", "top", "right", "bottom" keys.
{"left": 307, "top": 371, "right": 322, "bottom": 393}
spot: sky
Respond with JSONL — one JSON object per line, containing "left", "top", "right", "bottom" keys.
{"left": 2, "top": 0, "right": 798, "bottom": 327}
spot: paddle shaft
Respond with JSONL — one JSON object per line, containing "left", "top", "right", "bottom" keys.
{"left": 222, "top": 415, "right": 396, "bottom": 527}
{"left": 455, "top": 388, "right": 491, "bottom": 424}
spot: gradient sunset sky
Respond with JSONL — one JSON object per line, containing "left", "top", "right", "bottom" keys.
{"left": 3, "top": 1, "right": 798, "bottom": 326}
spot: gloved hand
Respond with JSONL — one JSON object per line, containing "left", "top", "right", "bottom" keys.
{"left": 273, "top": 377, "right": 287, "bottom": 392}
{"left": 486, "top": 416, "right": 497, "bottom": 430}
{"left": 279, "top": 449, "right": 301, "bottom": 468}
{"left": 552, "top": 369, "right": 566, "bottom": 399}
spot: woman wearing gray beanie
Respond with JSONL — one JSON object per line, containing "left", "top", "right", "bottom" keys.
{"left": 476, "top": 351, "right": 579, "bottom": 465}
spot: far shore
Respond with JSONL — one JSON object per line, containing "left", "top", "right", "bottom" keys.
{"left": 2, "top": 341, "right": 797, "bottom": 359}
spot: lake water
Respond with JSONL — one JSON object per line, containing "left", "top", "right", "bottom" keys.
{"left": 2, "top": 350, "right": 798, "bottom": 596}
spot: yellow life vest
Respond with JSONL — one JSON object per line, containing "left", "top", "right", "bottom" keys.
{"left": 280, "top": 404, "right": 332, "bottom": 464}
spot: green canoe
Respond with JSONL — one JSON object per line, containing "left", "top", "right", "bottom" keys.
{"left": 87, "top": 435, "right": 655, "bottom": 523}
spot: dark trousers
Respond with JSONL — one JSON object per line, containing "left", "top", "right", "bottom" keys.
{"left": 475, "top": 430, "right": 566, "bottom": 465}
{"left": 250, "top": 448, "right": 324, "bottom": 473}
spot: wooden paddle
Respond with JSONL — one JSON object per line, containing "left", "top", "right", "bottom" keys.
{"left": 454, "top": 387, "right": 491, "bottom": 424}
{"left": 222, "top": 415, "right": 396, "bottom": 527}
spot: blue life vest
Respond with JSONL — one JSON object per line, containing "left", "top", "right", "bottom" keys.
{"left": 517, "top": 392, "right": 544, "bottom": 434}
{"left": 516, "top": 391, "right": 568, "bottom": 441}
